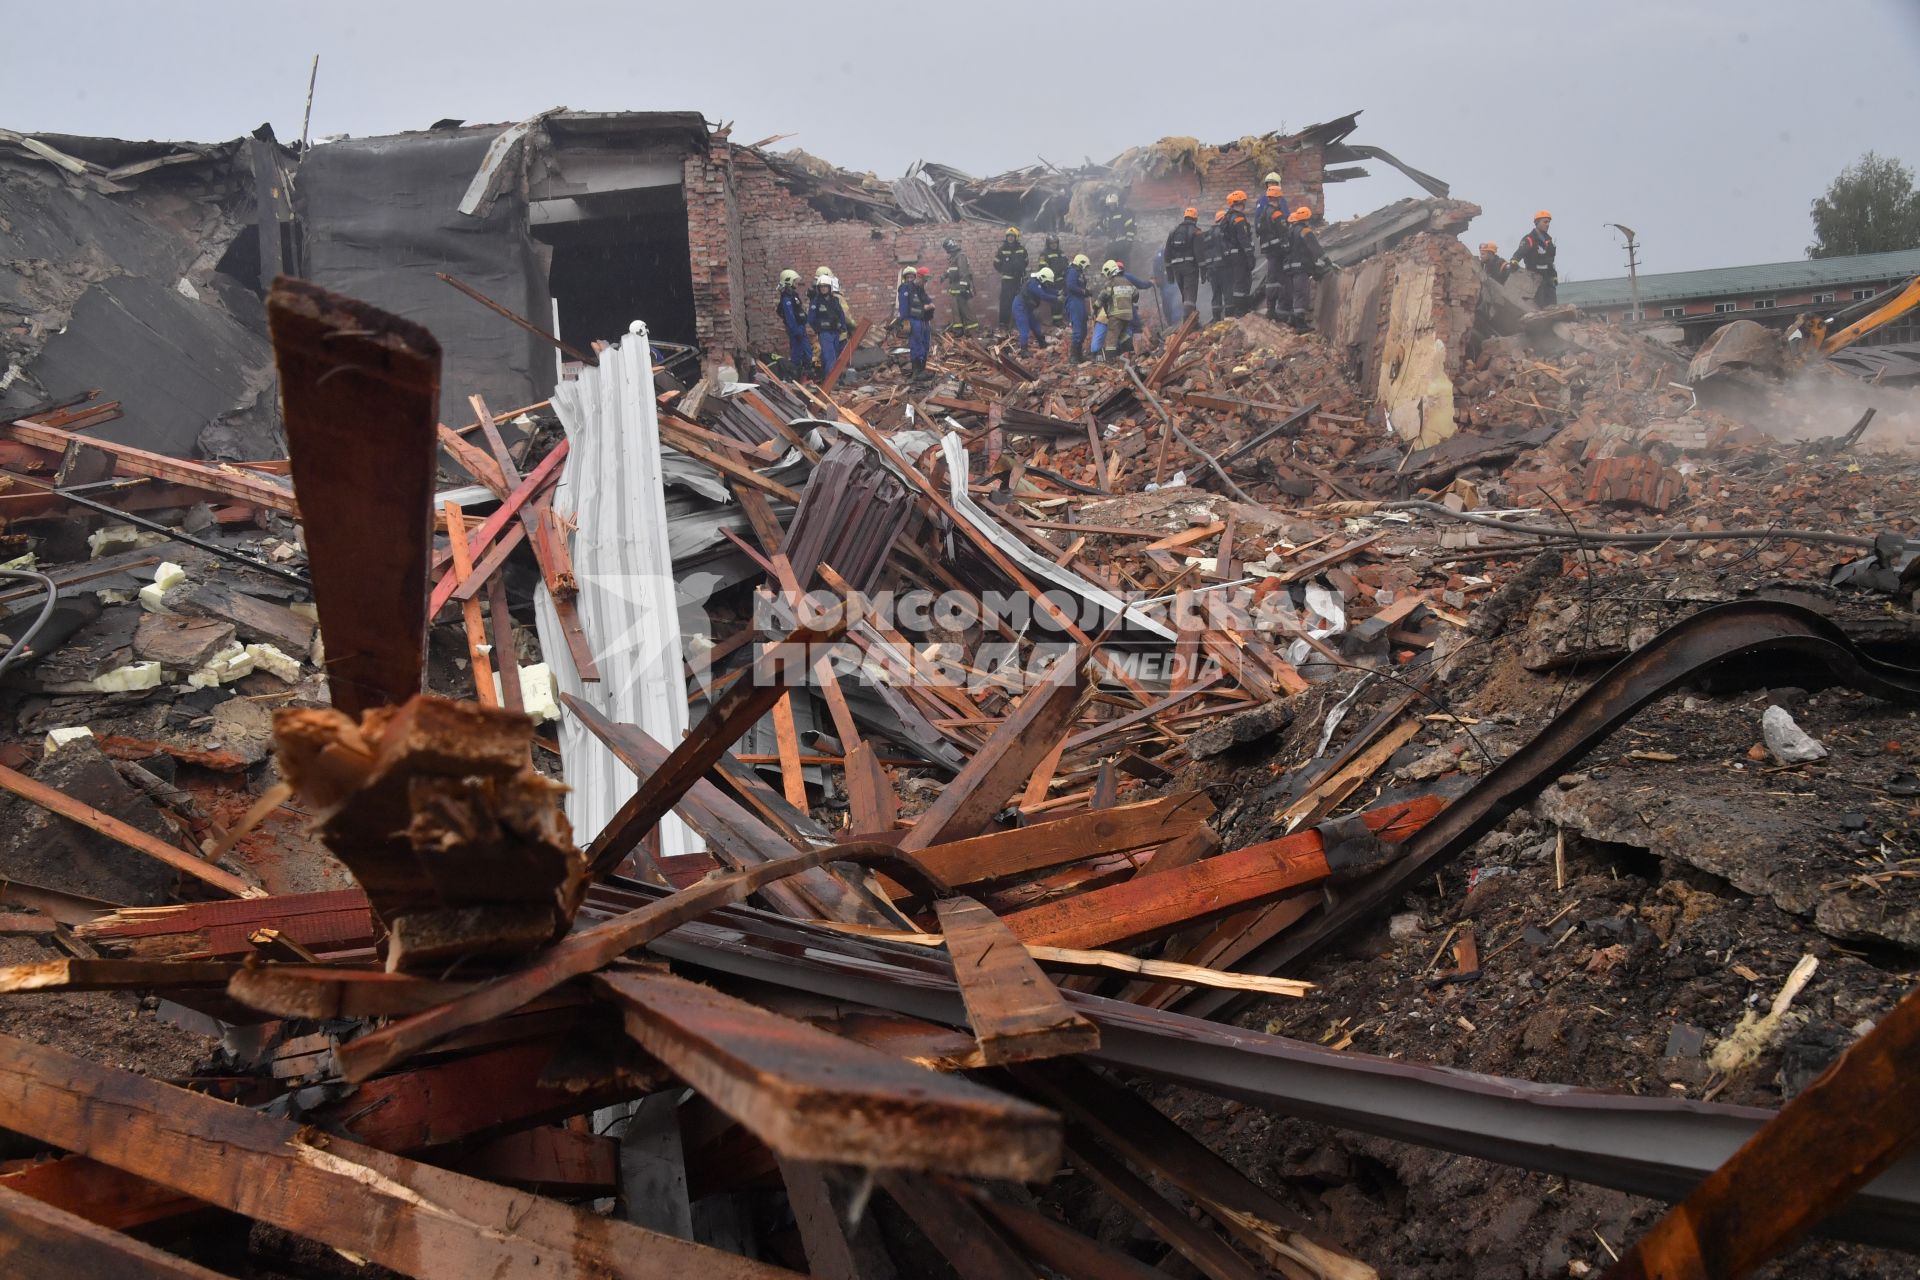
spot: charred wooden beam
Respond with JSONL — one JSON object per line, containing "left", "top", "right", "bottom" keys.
{"left": 0, "top": 1183, "right": 227, "bottom": 1279}
{"left": 268, "top": 278, "right": 439, "bottom": 716}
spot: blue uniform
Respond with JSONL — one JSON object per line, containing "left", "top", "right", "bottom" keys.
{"left": 1012, "top": 275, "right": 1062, "bottom": 351}
{"left": 1063, "top": 263, "right": 1091, "bottom": 356}
{"left": 898, "top": 282, "right": 931, "bottom": 365}
{"left": 778, "top": 284, "right": 812, "bottom": 371}
{"left": 809, "top": 287, "right": 851, "bottom": 373}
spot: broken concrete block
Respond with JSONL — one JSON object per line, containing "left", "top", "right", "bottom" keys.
{"left": 138, "top": 562, "right": 187, "bottom": 612}
{"left": 496, "top": 662, "right": 560, "bottom": 723}
{"left": 188, "top": 643, "right": 257, "bottom": 689}
{"left": 133, "top": 613, "right": 236, "bottom": 670}
{"left": 1762, "top": 705, "right": 1827, "bottom": 764}
{"left": 244, "top": 642, "right": 303, "bottom": 684}
{"left": 88, "top": 524, "right": 171, "bottom": 558}
{"left": 93, "top": 661, "right": 163, "bottom": 692}
{"left": 42, "top": 726, "right": 94, "bottom": 755}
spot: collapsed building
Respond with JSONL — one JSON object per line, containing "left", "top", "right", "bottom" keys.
{"left": 0, "top": 108, "right": 1917, "bottom": 1280}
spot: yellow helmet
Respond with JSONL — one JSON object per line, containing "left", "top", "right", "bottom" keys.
{"left": 1005, "top": 226, "right": 1021, "bottom": 237}
{"left": 815, "top": 265, "right": 833, "bottom": 278}
{"left": 779, "top": 269, "right": 800, "bottom": 285}
{"left": 1035, "top": 266, "right": 1055, "bottom": 284}
{"left": 1263, "top": 171, "right": 1282, "bottom": 185}
{"left": 1101, "top": 260, "right": 1121, "bottom": 277}
{"left": 1071, "top": 253, "right": 1090, "bottom": 268}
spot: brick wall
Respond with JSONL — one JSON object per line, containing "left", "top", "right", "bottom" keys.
{"left": 718, "top": 143, "right": 1327, "bottom": 356}
{"left": 684, "top": 148, "right": 746, "bottom": 364}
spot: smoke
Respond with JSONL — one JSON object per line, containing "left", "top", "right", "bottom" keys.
{"left": 1736, "top": 366, "right": 1920, "bottom": 451}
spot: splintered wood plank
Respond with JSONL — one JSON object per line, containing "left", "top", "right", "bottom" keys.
{"left": 595, "top": 969, "right": 1059, "bottom": 1182}
{"left": 444, "top": 502, "right": 499, "bottom": 707}
{"left": 268, "top": 278, "right": 438, "bottom": 717}
{"left": 934, "top": 894, "right": 1098, "bottom": 1066}
{"left": 1066, "top": 1133, "right": 1264, "bottom": 1280}
{"left": 844, "top": 741, "right": 896, "bottom": 835}
{"left": 0, "top": 959, "right": 238, "bottom": 993}
{"left": 76, "top": 889, "right": 373, "bottom": 960}
{"left": 227, "top": 965, "right": 477, "bottom": 1019}
{"left": 821, "top": 319, "right": 870, "bottom": 394}
{"left": 426, "top": 442, "right": 569, "bottom": 609}
{"left": 771, "top": 693, "right": 808, "bottom": 809}
{"left": 489, "top": 572, "right": 525, "bottom": 712}
{"left": 912, "top": 793, "right": 1213, "bottom": 887}
{"left": 459, "top": 1126, "right": 618, "bottom": 1197}
{"left": 0, "top": 1183, "right": 227, "bottom": 1278}
{"left": 899, "top": 656, "right": 1087, "bottom": 853}
{"left": 1001, "top": 795, "right": 1446, "bottom": 950}
{"left": 0, "top": 1032, "right": 793, "bottom": 1280}
{"left": 0, "top": 763, "right": 256, "bottom": 900}
{"left": 572, "top": 623, "right": 842, "bottom": 878}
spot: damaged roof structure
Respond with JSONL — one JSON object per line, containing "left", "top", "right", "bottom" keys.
{"left": 0, "top": 103, "right": 1917, "bottom": 1280}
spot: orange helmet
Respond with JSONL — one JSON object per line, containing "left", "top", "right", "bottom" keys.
{"left": 1183, "top": 206, "right": 1197, "bottom": 218}
{"left": 1213, "top": 209, "right": 1227, "bottom": 223}
{"left": 1534, "top": 210, "right": 1552, "bottom": 220}
{"left": 1480, "top": 242, "right": 1499, "bottom": 253}
{"left": 1288, "top": 206, "right": 1312, "bottom": 223}
{"left": 1228, "top": 190, "right": 1247, "bottom": 204}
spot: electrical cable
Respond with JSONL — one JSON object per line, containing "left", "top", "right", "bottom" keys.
{"left": 0, "top": 568, "right": 61, "bottom": 678}
{"left": 1380, "top": 500, "right": 1879, "bottom": 550}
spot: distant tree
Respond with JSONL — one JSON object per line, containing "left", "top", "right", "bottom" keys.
{"left": 1807, "top": 152, "right": 1920, "bottom": 258}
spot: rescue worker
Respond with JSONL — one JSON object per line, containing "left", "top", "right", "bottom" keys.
{"left": 1097, "top": 191, "right": 1137, "bottom": 269}
{"left": 1201, "top": 209, "right": 1227, "bottom": 322}
{"left": 1508, "top": 211, "right": 1557, "bottom": 306}
{"left": 1063, "top": 252, "right": 1093, "bottom": 363}
{"left": 1152, "top": 250, "right": 1181, "bottom": 327}
{"left": 942, "top": 238, "right": 978, "bottom": 334}
{"left": 1255, "top": 196, "right": 1293, "bottom": 320}
{"left": 808, "top": 266, "right": 854, "bottom": 375}
{"left": 1163, "top": 208, "right": 1201, "bottom": 317}
{"left": 776, "top": 268, "right": 812, "bottom": 375}
{"left": 1041, "top": 235, "right": 1070, "bottom": 327}
{"left": 1113, "top": 260, "right": 1155, "bottom": 343}
{"left": 1012, "top": 266, "right": 1062, "bottom": 354}
{"left": 1093, "top": 260, "right": 1141, "bottom": 360}
{"left": 1280, "top": 206, "right": 1330, "bottom": 330}
{"left": 1251, "top": 180, "right": 1286, "bottom": 298}
{"left": 1218, "top": 191, "right": 1255, "bottom": 317}
{"left": 993, "top": 228, "right": 1028, "bottom": 331}
{"left": 1252, "top": 172, "right": 1284, "bottom": 222}
{"left": 1478, "top": 242, "right": 1510, "bottom": 284}
{"left": 896, "top": 267, "right": 935, "bottom": 382}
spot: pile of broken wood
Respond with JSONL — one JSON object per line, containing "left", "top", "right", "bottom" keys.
{"left": 0, "top": 278, "right": 1917, "bottom": 1280}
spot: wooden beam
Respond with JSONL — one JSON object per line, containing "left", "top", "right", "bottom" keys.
{"left": 4, "top": 418, "right": 297, "bottom": 515}
{"left": 0, "top": 763, "right": 256, "bottom": 899}
{"left": 444, "top": 502, "right": 499, "bottom": 706}
{"left": 879, "top": 1172, "right": 1035, "bottom": 1280}
{"left": 911, "top": 794, "right": 1212, "bottom": 888}
{"left": 227, "top": 964, "right": 475, "bottom": 1019}
{"left": 437, "top": 423, "right": 511, "bottom": 497}
{"left": 1065, "top": 1133, "right": 1264, "bottom": 1280}
{"left": 0, "top": 1182, "right": 228, "bottom": 1278}
{"left": 770, "top": 693, "right": 808, "bottom": 809}
{"left": 458, "top": 1126, "right": 618, "bottom": 1198}
{"left": 596, "top": 968, "right": 1059, "bottom": 1182}
{"left": 935, "top": 894, "right": 1099, "bottom": 1066}
{"left": 573, "top": 623, "right": 842, "bottom": 878}
{"left": 0, "top": 1155, "right": 200, "bottom": 1232}
{"left": 0, "top": 1032, "right": 787, "bottom": 1280}
{"left": 426, "top": 440, "right": 570, "bottom": 612}
{"left": 659, "top": 421, "right": 802, "bottom": 504}
{"left": 821, "top": 318, "right": 870, "bottom": 393}
{"left": 0, "top": 959, "right": 237, "bottom": 993}
{"left": 335, "top": 838, "right": 902, "bottom": 1083}
{"left": 844, "top": 741, "right": 896, "bottom": 836}
{"left": 1001, "top": 795, "right": 1446, "bottom": 950}
{"left": 899, "top": 656, "right": 1087, "bottom": 852}
{"left": 775, "top": 1158, "right": 863, "bottom": 1280}
{"left": 269, "top": 278, "right": 438, "bottom": 717}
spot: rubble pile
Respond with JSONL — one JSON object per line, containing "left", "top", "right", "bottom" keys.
{"left": 0, "top": 174, "right": 1914, "bottom": 1280}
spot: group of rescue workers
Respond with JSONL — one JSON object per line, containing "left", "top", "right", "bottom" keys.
{"left": 775, "top": 179, "right": 1560, "bottom": 379}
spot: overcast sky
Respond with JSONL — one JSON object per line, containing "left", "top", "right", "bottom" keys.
{"left": 5, "top": 0, "right": 1917, "bottom": 281}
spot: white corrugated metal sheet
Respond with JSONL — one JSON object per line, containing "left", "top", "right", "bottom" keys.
{"left": 536, "top": 322, "right": 698, "bottom": 857}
